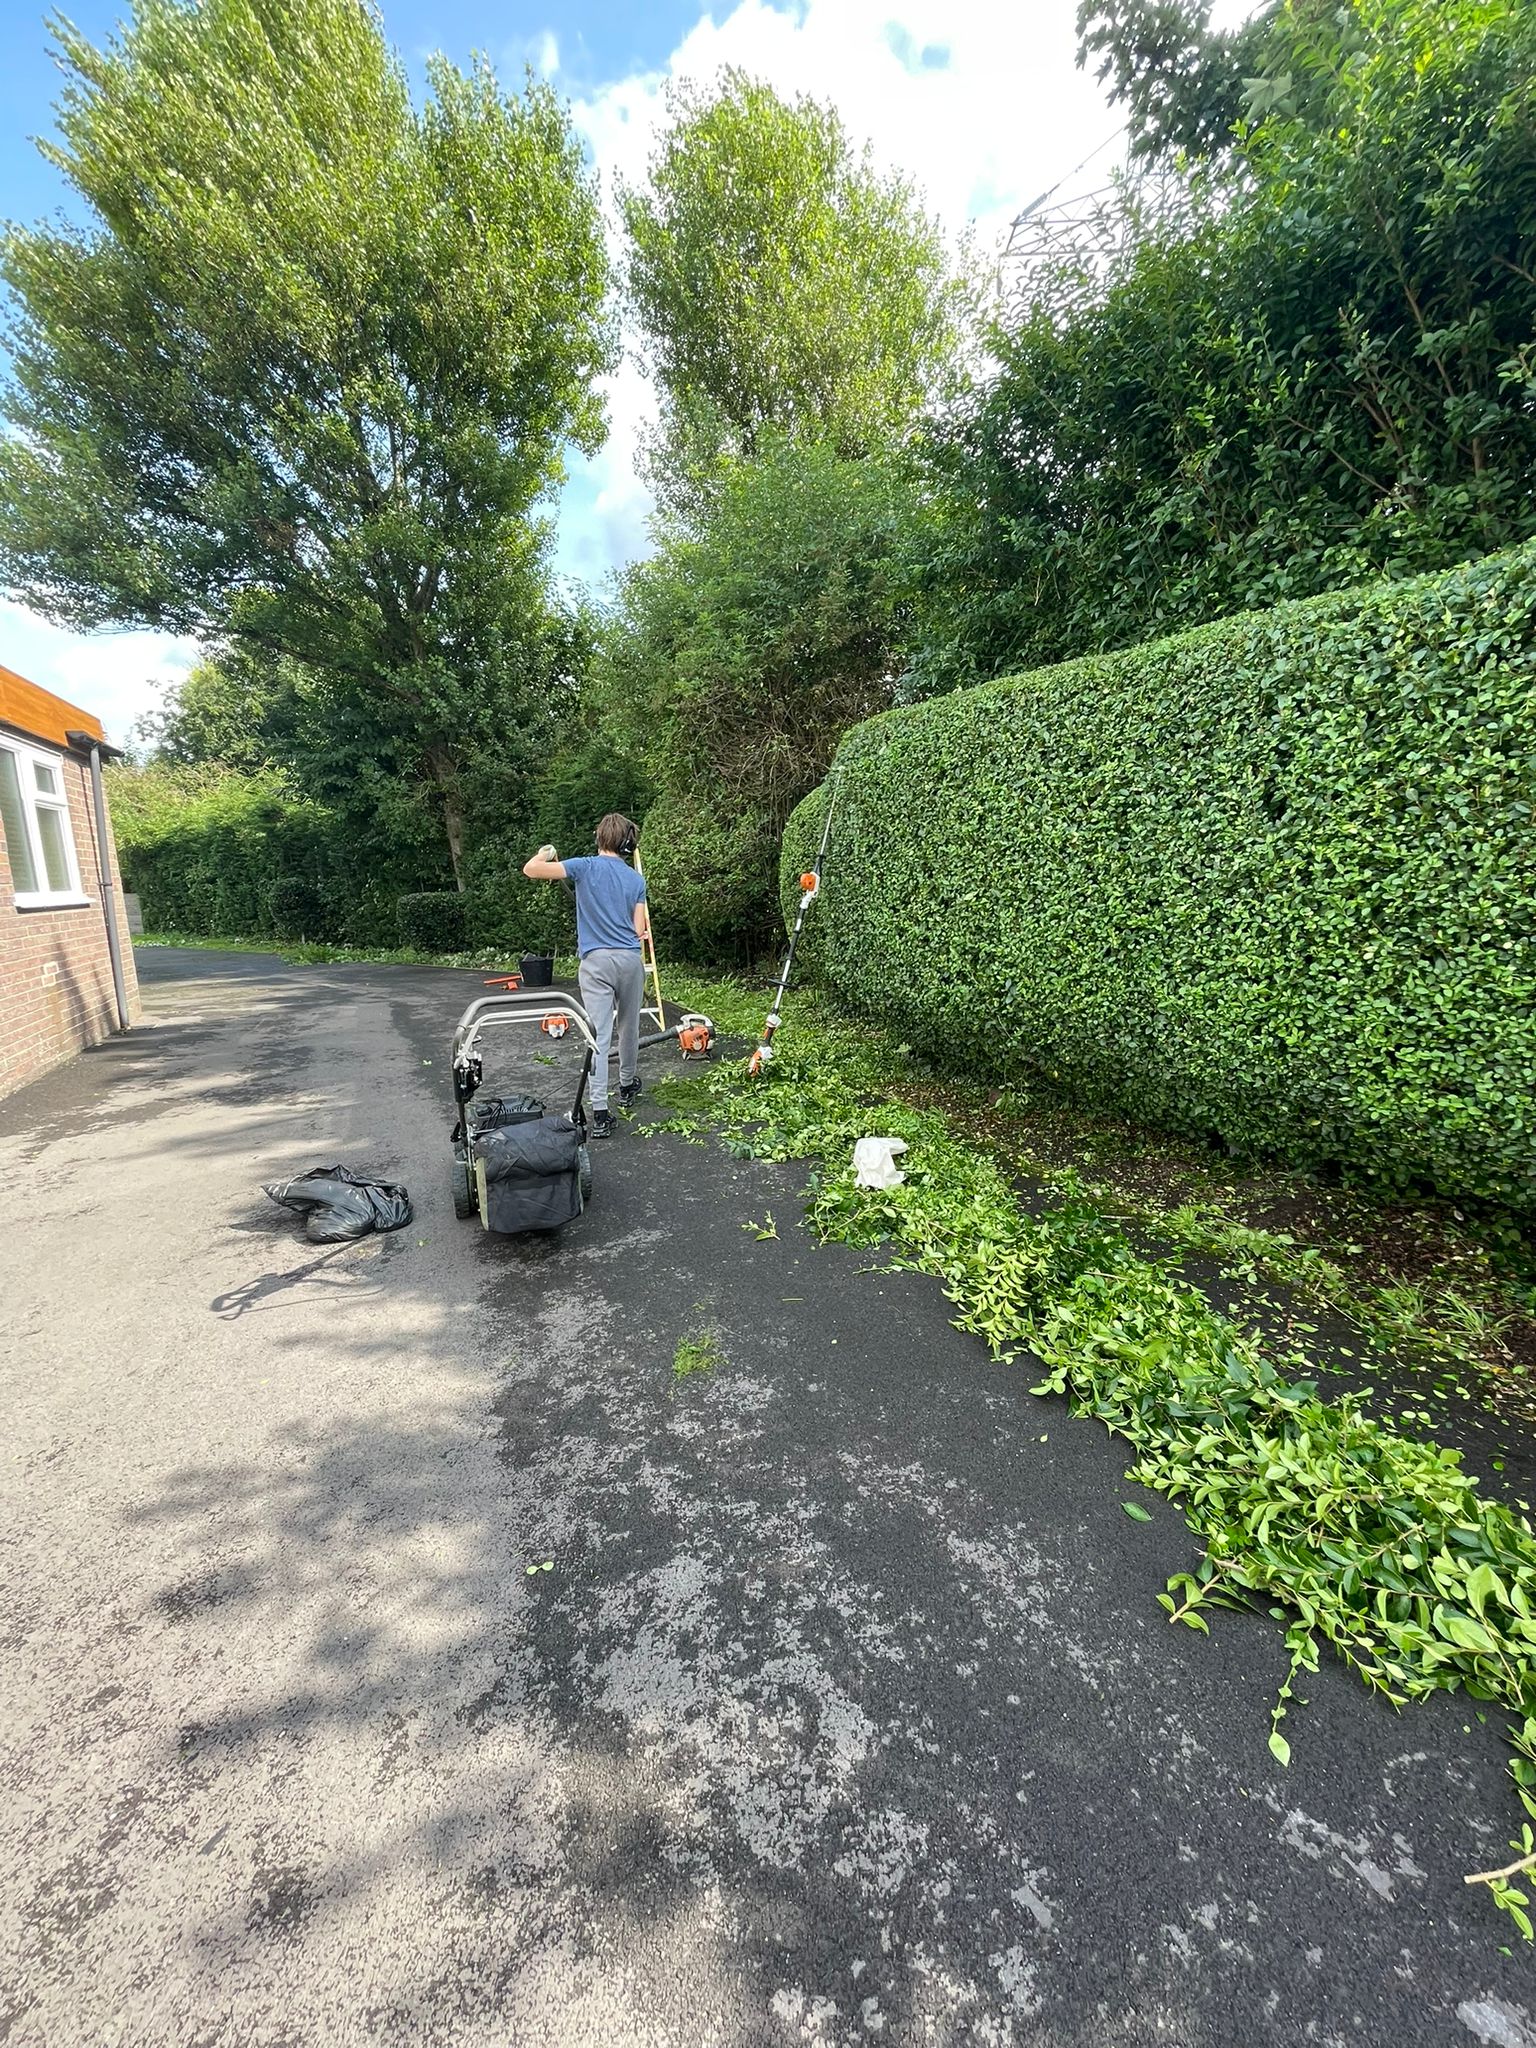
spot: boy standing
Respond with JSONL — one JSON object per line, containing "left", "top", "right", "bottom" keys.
{"left": 522, "top": 815, "right": 649, "bottom": 1139}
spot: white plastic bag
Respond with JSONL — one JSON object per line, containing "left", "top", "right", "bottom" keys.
{"left": 852, "top": 1136, "right": 909, "bottom": 1189}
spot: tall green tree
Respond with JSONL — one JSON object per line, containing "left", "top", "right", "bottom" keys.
{"left": 136, "top": 604, "right": 593, "bottom": 915}
{"left": 620, "top": 69, "right": 968, "bottom": 497}
{"left": 916, "top": 0, "right": 1536, "bottom": 690}
{"left": 600, "top": 438, "right": 917, "bottom": 958}
{"left": 607, "top": 71, "right": 965, "bottom": 957}
{"left": 134, "top": 647, "right": 305, "bottom": 775}
{"left": 1076, "top": 0, "right": 1283, "bottom": 161}
{"left": 0, "top": 0, "right": 614, "bottom": 882}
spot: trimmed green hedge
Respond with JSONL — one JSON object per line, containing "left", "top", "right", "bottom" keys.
{"left": 397, "top": 891, "right": 468, "bottom": 952}
{"left": 267, "top": 875, "right": 326, "bottom": 941}
{"left": 111, "top": 763, "right": 448, "bottom": 946}
{"left": 783, "top": 543, "right": 1536, "bottom": 1212}
{"left": 112, "top": 768, "right": 342, "bottom": 940}
{"left": 397, "top": 881, "right": 576, "bottom": 957}
{"left": 465, "top": 871, "right": 575, "bottom": 957}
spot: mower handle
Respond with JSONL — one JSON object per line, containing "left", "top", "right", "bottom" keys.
{"left": 453, "top": 995, "right": 715, "bottom": 1079}
{"left": 453, "top": 991, "right": 600, "bottom": 1067}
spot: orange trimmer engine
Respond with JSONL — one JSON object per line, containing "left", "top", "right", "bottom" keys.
{"left": 540, "top": 1012, "right": 571, "bottom": 1039}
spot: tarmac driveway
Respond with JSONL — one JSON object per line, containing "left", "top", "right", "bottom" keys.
{"left": 1, "top": 949, "right": 1531, "bottom": 2048}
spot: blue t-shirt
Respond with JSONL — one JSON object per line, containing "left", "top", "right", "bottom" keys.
{"left": 561, "top": 855, "right": 647, "bottom": 955}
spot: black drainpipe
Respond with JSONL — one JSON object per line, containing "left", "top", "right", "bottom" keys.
{"left": 65, "top": 729, "right": 130, "bottom": 1034}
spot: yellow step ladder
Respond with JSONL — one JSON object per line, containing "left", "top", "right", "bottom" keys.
{"left": 633, "top": 842, "right": 665, "bottom": 1031}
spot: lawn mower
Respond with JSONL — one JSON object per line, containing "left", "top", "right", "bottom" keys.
{"left": 448, "top": 988, "right": 716, "bottom": 1235}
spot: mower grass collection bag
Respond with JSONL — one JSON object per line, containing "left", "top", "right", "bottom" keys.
{"left": 471, "top": 1114, "right": 588, "bottom": 1234}
{"left": 467, "top": 1092, "right": 546, "bottom": 1136}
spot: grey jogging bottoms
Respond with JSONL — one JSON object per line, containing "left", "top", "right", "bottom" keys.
{"left": 578, "top": 947, "right": 644, "bottom": 1110}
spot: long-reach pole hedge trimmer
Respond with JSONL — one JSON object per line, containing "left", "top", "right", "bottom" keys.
{"left": 749, "top": 776, "right": 840, "bottom": 1078}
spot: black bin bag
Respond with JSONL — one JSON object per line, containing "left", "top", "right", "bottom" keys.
{"left": 472, "top": 1114, "right": 585, "bottom": 1234}
{"left": 264, "top": 1164, "right": 413, "bottom": 1243}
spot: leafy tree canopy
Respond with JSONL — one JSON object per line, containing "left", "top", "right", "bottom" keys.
{"left": 134, "top": 647, "right": 305, "bottom": 775}
{"left": 620, "top": 70, "right": 969, "bottom": 496}
{"left": 1076, "top": 0, "right": 1283, "bottom": 161}
{"left": 601, "top": 435, "right": 919, "bottom": 956}
{"left": 0, "top": 0, "right": 615, "bottom": 880}
{"left": 915, "top": 0, "right": 1536, "bottom": 690}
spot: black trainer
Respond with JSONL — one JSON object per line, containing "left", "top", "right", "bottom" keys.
{"left": 591, "top": 1108, "right": 616, "bottom": 1139}
{"left": 619, "top": 1077, "right": 642, "bottom": 1110}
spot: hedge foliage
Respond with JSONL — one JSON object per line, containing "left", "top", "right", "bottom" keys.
{"left": 783, "top": 542, "right": 1536, "bottom": 1212}
{"left": 466, "top": 874, "right": 575, "bottom": 958}
{"left": 266, "top": 875, "right": 327, "bottom": 941}
{"left": 396, "top": 892, "right": 468, "bottom": 953}
{"left": 911, "top": 0, "right": 1536, "bottom": 693}
{"left": 110, "top": 760, "right": 587, "bottom": 955}
{"left": 394, "top": 884, "right": 570, "bottom": 956}
{"left": 111, "top": 767, "right": 341, "bottom": 939}
{"left": 110, "top": 761, "right": 449, "bottom": 945}
{"left": 639, "top": 789, "right": 779, "bottom": 964}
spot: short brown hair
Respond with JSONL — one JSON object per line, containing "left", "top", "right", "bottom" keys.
{"left": 595, "top": 812, "right": 637, "bottom": 853}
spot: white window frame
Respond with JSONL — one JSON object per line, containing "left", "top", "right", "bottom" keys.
{"left": 0, "top": 734, "right": 90, "bottom": 910}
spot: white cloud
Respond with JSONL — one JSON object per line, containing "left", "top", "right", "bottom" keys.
{"left": 0, "top": 599, "right": 199, "bottom": 751}
{"left": 559, "top": 0, "right": 1128, "bottom": 578}
{"left": 522, "top": 28, "right": 560, "bottom": 79}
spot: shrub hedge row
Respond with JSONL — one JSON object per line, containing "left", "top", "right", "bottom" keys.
{"left": 112, "top": 743, "right": 633, "bottom": 956}
{"left": 392, "top": 885, "right": 573, "bottom": 955}
{"left": 111, "top": 768, "right": 352, "bottom": 940}
{"left": 783, "top": 542, "right": 1536, "bottom": 1213}
{"left": 112, "top": 764, "right": 579, "bottom": 956}
{"left": 396, "top": 891, "right": 468, "bottom": 952}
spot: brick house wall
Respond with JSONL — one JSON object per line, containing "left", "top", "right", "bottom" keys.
{"left": 1, "top": 676, "right": 141, "bottom": 1100}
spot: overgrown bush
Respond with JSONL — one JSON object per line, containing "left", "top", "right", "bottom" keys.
{"left": 597, "top": 437, "right": 913, "bottom": 955}
{"left": 784, "top": 542, "right": 1536, "bottom": 1212}
{"left": 110, "top": 760, "right": 448, "bottom": 942}
{"left": 266, "top": 875, "right": 327, "bottom": 941}
{"left": 911, "top": 0, "right": 1536, "bottom": 692}
{"left": 522, "top": 736, "right": 651, "bottom": 866}
{"left": 453, "top": 732, "right": 644, "bottom": 959}
{"left": 465, "top": 873, "right": 575, "bottom": 957}
{"left": 396, "top": 891, "right": 469, "bottom": 953}
{"left": 642, "top": 790, "right": 779, "bottom": 963}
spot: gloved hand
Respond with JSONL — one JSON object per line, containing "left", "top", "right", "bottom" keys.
{"left": 537, "top": 843, "right": 557, "bottom": 861}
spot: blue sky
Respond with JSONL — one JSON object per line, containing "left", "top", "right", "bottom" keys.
{"left": 0, "top": 0, "right": 1182, "bottom": 742}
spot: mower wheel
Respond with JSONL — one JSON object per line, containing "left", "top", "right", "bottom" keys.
{"left": 451, "top": 1147, "right": 476, "bottom": 1221}
{"left": 578, "top": 1145, "right": 593, "bottom": 1204}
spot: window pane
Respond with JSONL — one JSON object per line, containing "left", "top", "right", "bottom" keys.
{"left": 33, "top": 761, "right": 59, "bottom": 798}
{"left": 0, "top": 749, "right": 39, "bottom": 893}
{"left": 36, "top": 805, "right": 74, "bottom": 893}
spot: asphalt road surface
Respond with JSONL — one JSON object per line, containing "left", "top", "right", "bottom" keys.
{"left": 2, "top": 949, "right": 1532, "bottom": 2048}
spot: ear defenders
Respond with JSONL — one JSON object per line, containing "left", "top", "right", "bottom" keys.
{"left": 595, "top": 818, "right": 639, "bottom": 858}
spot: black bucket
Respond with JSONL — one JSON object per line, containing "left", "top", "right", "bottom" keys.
{"left": 519, "top": 953, "right": 555, "bottom": 989}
